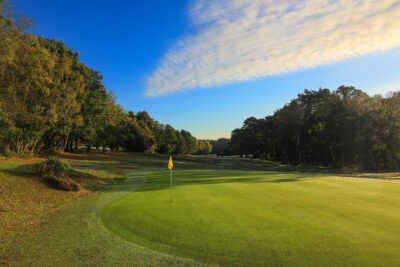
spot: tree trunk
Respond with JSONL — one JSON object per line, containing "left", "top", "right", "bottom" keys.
{"left": 23, "top": 143, "right": 29, "bottom": 155}
{"left": 330, "top": 146, "right": 336, "bottom": 167}
{"left": 296, "top": 133, "right": 301, "bottom": 163}
{"left": 63, "top": 130, "right": 70, "bottom": 151}
{"left": 30, "top": 141, "right": 38, "bottom": 155}
{"left": 272, "top": 142, "right": 276, "bottom": 161}
{"left": 383, "top": 153, "right": 388, "bottom": 170}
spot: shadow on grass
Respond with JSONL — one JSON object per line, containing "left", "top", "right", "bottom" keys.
{"left": 58, "top": 152, "right": 394, "bottom": 193}
{"left": 0, "top": 164, "right": 115, "bottom": 192}
{"left": 56, "top": 151, "right": 373, "bottom": 176}
{"left": 109, "top": 159, "right": 400, "bottom": 194}
{"left": 4, "top": 152, "right": 396, "bottom": 194}
{"left": 0, "top": 164, "right": 33, "bottom": 178}
{"left": 107, "top": 170, "right": 315, "bottom": 193}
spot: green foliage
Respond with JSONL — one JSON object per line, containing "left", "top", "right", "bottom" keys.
{"left": 1, "top": 145, "right": 13, "bottom": 157}
{"left": 32, "top": 157, "right": 81, "bottom": 191}
{"left": 231, "top": 86, "right": 400, "bottom": 170}
{"left": 197, "top": 140, "right": 212, "bottom": 154}
{"left": 33, "top": 157, "right": 70, "bottom": 178}
{"left": 174, "top": 130, "right": 185, "bottom": 154}
{"left": 0, "top": 2, "right": 199, "bottom": 156}
{"left": 210, "top": 138, "right": 231, "bottom": 155}
{"left": 180, "top": 130, "right": 198, "bottom": 154}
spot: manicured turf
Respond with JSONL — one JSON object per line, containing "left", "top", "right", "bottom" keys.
{"left": 102, "top": 169, "right": 400, "bottom": 266}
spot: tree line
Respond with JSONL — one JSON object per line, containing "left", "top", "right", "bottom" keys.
{"left": 230, "top": 86, "right": 400, "bottom": 170}
{"left": 0, "top": 2, "right": 211, "bottom": 156}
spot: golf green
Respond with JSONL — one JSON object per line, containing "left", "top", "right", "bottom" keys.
{"left": 101, "top": 170, "right": 400, "bottom": 266}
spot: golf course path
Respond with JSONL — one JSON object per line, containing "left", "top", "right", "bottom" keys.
{"left": 13, "top": 170, "right": 202, "bottom": 266}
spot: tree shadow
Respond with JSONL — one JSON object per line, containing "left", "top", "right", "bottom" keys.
{"left": 0, "top": 164, "right": 114, "bottom": 192}
{"left": 0, "top": 164, "right": 33, "bottom": 178}
{"left": 113, "top": 170, "right": 314, "bottom": 193}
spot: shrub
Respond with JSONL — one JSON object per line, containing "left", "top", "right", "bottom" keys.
{"left": 46, "top": 176, "right": 82, "bottom": 191}
{"left": 33, "top": 157, "right": 69, "bottom": 178}
{"left": 1, "top": 145, "right": 13, "bottom": 158}
{"left": 33, "top": 157, "right": 81, "bottom": 191}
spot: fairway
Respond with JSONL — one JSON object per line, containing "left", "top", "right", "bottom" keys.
{"left": 101, "top": 170, "right": 400, "bottom": 266}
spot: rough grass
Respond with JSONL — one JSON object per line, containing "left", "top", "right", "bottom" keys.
{"left": 0, "top": 161, "right": 93, "bottom": 264}
{"left": 1, "top": 152, "right": 400, "bottom": 266}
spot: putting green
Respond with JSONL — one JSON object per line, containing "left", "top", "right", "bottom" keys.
{"left": 101, "top": 170, "right": 400, "bottom": 266}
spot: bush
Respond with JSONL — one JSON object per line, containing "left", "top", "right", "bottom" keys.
{"left": 45, "top": 176, "right": 82, "bottom": 191}
{"left": 33, "top": 157, "right": 69, "bottom": 178}
{"left": 1, "top": 145, "right": 13, "bottom": 158}
{"left": 33, "top": 157, "right": 81, "bottom": 191}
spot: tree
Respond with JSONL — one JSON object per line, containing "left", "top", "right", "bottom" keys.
{"left": 181, "top": 130, "right": 198, "bottom": 154}
{"left": 0, "top": 2, "right": 201, "bottom": 157}
{"left": 210, "top": 138, "right": 230, "bottom": 155}
{"left": 197, "top": 140, "right": 212, "bottom": 154}
{"left": 174, "top": 130, "right": 186, "bottom": 154}
{"left": 230, "top": 86, "right": 400, "bottom": 170}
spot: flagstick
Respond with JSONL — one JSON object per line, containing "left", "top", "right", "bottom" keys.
{"left": 170, "top": 169, "right": 173, "bottom": 203}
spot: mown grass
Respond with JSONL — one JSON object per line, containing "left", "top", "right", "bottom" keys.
{"left": 1, "top": 152, "right": 400, "bottom": 266}
{"left": 102, "top": 169, "right": 400, "bottom": 266}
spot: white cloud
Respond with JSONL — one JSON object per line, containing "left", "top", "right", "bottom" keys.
{"left": 146, "top": 0, "right": 400, "bottom": 97}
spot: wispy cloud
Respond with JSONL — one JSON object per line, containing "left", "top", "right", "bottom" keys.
{"left": 146, "top": 0, "right": 400, "bottom": 97}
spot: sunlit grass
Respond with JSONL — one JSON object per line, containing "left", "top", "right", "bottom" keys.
{"left": 102, "top": 170, "right": 400, "bottom": 266}
{"left": 2, "top": 153, "right": 400, "bottom": 266}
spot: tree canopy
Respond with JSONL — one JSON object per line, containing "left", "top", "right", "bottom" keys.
{"left": 230, "top": 86, "right": 400, "bottom": 170}
{"left": 0, "top": 2, "right": 207, "bottom": 156}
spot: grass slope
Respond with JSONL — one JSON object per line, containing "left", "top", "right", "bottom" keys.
{"left": 1, "top": 153, "right": 200, "bottom": 266}
{"left": 102, "top": 169, "right": 400, "bottom": 266}
{"left": 0, "top": 160, "right": 93, "bottom": 264}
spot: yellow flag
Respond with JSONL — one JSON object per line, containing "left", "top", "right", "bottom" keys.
{"left": 168, "top": 156, "right": 173, "bottom": 170}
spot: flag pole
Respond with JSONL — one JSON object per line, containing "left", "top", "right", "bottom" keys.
{"left": 170, "top": 168, "right": 173, "bottom": 203}
{"left": 168, "top": 155, "right": 173, "bottom": 203}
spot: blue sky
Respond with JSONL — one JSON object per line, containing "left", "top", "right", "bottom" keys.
{"left": 13, "top": 0, "right": 400, "bottom": 139}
